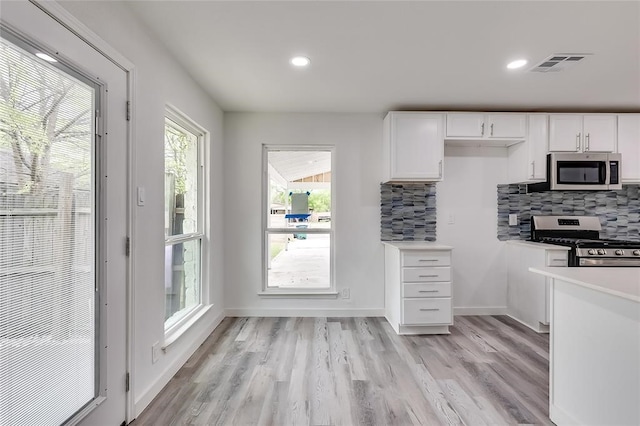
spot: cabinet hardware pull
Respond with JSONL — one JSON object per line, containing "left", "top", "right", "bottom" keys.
{"left": 585, "top": 133, "right": 590, "bottom": 151}
{"left": 576, "top": 133, "right": 581, "bottom": 151}
{"left": 418, "top": 275, "right": 438, "bottom": 278}
{"left": 419, "top": 308, "right": 440, "bottom": 311}
{"left": 530, "top": 161, "right": 535, "bottom": 179}
{"left": 418, "top": 259, "right": 437, "bottom": 262}
{"left": 438, "top": 160, "right": 443, "bottom": 177}
{"left": 481, "top": 122, "right": 485, "bottom": 136}
{"left": 418, "top": 290, "right": 439, "bottom": 293}
{"left": 490, "top": 123, "right": 494, "bottom": 136}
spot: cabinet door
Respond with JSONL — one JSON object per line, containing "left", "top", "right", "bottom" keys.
{"left": 389, "top": 113, "right": 444, "bottom": 180}
{"left": 617, "top": 114, "right": 640, "bottom": 182}
{"left": 488, "top": 114, "right": 527, "bottom": 138}
{"left": 446, "top": 113, "right": 485, "bottom": 137}
{"left": 583, "top": 115, "right": 616, "bottom": 152}
{"left": 549, "top": 115, "right": 583, "bottom": 151}
{"left": 528, "top": 114, "right": 548, "bottom": 180}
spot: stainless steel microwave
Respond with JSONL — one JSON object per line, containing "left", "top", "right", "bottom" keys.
{"left": 549, "top": 152, "right": 622, "bottom": 190}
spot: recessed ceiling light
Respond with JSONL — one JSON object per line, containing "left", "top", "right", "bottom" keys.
{"left": 290, "top": 56, "right": 310, "bottom": 67}
{"left": 507, "top": 59, "right": 528, "bottom": 69}
{"left": 35, "top": 52, "right": 57, "bottom": 63}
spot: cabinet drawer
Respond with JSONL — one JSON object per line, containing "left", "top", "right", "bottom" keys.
{"left": 402, "top": 267, "right": 451, "bottom": 282}
{"left": 402, "top": 298, "right": 452, "bottom": 325}
{"left": 402, "top": 250, "right": 450, "bottom": 267}
{"left": 403, "top": 282, "right": 451, "bottom": 298}
{"left": 546, "top": 251, "right": 568, "bottom": 266}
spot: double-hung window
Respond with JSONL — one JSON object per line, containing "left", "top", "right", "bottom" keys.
{"left": 164, "top": 107, "right": 205, "bottom": 331}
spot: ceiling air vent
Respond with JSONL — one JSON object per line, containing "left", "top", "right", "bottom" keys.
{"left": 529, "top": 54, "right": 592, "bottom": 73}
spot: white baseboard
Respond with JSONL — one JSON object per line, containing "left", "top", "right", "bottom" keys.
{"left": 225, "top": 308, "right": 385, "bottom": 317}
{"left": 133, "top": 310, "right": 225, "bottom": 418}
{"left": 453, "top": 306, "right": 507, "bottom": 316}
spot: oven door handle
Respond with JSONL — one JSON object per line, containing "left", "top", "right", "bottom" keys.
{"left": 579, "top": 257, "right": 640, "bottom": 267}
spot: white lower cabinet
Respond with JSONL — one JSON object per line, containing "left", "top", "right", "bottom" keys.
{"left": 506, "top": 242, "right": 569, "bottom": 333}
{"left": 384, "top": 243, "right": 453, "bottom": 335}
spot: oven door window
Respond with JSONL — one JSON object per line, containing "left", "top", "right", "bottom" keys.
{"left": 557, "top": 161, "right": 606, "bottom": 185}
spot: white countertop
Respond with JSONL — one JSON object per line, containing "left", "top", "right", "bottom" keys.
{"left": 530, "top": 266, "right": 640, "bottom": 303}
{"left": 507, "top": 240, "right": 571, "bottom": 250}
{"left": 382, "top": 241, "right": 453, "bottom": 250}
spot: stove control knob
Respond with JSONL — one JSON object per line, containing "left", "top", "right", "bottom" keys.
{"left": 597, "top": 249, "right": 606, "bottom": 255}
{"left": 588, "top": 249, "right": 597, "bottom": 255}
{"left": 633, "top": 250, "right": 640, "bottom": 256}
{"left": 615, "top": 250, "right": 624, "bottom": 256}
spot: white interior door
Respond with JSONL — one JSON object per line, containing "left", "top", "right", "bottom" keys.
{"left": 1, "top": 2, "right": 129, "bottom": 425}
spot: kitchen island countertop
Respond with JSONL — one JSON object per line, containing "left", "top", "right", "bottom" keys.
{"left": 530, "top": 266, "right": 640, "bottom": 303}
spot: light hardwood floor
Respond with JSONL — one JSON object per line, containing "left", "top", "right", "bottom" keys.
{"left": 132, "top": 316, "right": 550, "bottom": 425}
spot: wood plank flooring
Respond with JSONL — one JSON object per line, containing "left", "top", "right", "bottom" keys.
{"left": 132, "top": 316, "right": 550, "bottom": 425}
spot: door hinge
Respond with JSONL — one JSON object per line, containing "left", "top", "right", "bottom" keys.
{"left": 95, "top": 109, "right": 103, "bottom": 136}
{"left": 125, "top": 372, "right": 130, "bottom": 392}
{"left": 125, "top": 236, "right": 130, "bottom": 257}
{"left": 126, "top": 101, "right": 131, "bottom": 121}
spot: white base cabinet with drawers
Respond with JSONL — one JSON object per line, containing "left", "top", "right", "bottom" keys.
{"left": 383, "top": 243, "right": 453, "bottom": 335}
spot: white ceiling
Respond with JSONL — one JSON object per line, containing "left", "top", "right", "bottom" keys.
{"left": 125, "top": 1, "right": 640, "bottom": 113}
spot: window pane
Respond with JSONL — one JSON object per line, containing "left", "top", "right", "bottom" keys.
{"left": 165, "top": 119, "right": 198, "bottom": 237}
{"left": 164, "top": 239, "right": 201, "bottom": 328}
{"left": 267, "top": 233, "right": 330, "bottom": 288}
{"left": 0, "top": 35, "right": 96, "bottom": 425}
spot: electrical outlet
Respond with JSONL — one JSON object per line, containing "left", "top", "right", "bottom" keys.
{"left": 152, "top": 341, "right": 160, "bottom": 364}
{"left": 341, "top": 288, "right": 350, "bottom": 299}
{"left": 509, "top": 214, "right": 518, "bottom": 226}
{"left": 448, "top": 214, "right": 455, "bottom": 224}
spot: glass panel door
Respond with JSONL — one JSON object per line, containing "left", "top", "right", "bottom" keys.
{"left": 0, "top": 32, "right": 99, "bottom": 425}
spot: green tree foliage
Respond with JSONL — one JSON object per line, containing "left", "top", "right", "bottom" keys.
{"left": 0, "top": 39, "right": 92, "bottom": 193}
{"left": 164, "top": 121, "right": 191, "bottom": 195}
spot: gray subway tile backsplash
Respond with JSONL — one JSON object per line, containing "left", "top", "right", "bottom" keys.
{"left": 497, "top": 184, "right": 640, "bottom": 241}
{"left": 381, "top": 183, "right": 437, "bottom": 241}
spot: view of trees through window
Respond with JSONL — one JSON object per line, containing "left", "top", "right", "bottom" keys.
{"left": 164, "top": 116, "right": 201, "bottom": 328}
{"left": 0, "top": 34, "right": 97, "bottom": 425}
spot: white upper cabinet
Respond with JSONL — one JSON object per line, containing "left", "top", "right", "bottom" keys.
{"left": 446, "top": 113, "right": 526, "bottom": 140}
{"left": 549, "top": 114, "right": 617, "bottom": 152}
{"left": 507, "top": 114, "right": 548, "bottom": 183}
{"left": 617, "top": 114, "right": 640, "bottom": 182}
{"left": 382, "top": 112, "right": 444, "bottom": 182}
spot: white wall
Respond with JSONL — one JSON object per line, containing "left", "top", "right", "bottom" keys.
{"left": 437, "top": 146, "right": 508, "bottom": 314}
{"left": 223, "top": 114, "right": 509, "bottom": 316}
{"left": 58, "top": 1, "right": 225, "bottom": 416}
{"left": 223, "top": 113, "right": 385, "bottom": 315}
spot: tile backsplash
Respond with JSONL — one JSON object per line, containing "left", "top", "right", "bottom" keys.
{"left": 381, "top": 183, "right": 437, "bottom": 241}
{"left": 497, "top": 184, "right": 640, "bottom": 241}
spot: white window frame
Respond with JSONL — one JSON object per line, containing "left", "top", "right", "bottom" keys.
{"left": 163, "top": 105, "right": 210, "bottom": 341}
{"left": 261, "top": 145, "right": 337, "bottom": 297}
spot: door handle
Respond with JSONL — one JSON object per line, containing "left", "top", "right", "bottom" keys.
{"left": 419, "top": 308, "right": 440, "bottom": 312}
{"left": 490, "top": 123, "right": 494, "bottom": 136}
{"left": 585, "top": 133, "right": 590, "bottom": 151}
{"left": 481, "top": 122, "right": 485, "bottom": 136}
{"left": 418, "top": 290, "right": 439, "bottom": 293}
{"left": 576, "top": 133, "right": 581, "bottom": 151}
{"left": 418, "top": 275, "right": 438, "bottom": 278}
{"left": 530, "top": 161, "right": 535, "bottom": 179}
{"left": 438, "top": 160, "right": 443, "bottom": 177}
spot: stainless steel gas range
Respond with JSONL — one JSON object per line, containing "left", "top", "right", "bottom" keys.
{"left": 531, "top": 215, "right": 640, "bottom": 267}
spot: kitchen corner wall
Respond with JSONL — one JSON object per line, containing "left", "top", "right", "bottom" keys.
{"left": 497, "top": 184, "right": 640, "bottom": 241}
{"left": 380, "top": 183, "right": 437, "bottom": 241}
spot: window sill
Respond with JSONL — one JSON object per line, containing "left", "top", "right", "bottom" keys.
{"left": 163, "top": 304, "right": 212, "bottom": 350}
{"left": 257, "top": 291, "right": 339, "bottom": 299}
